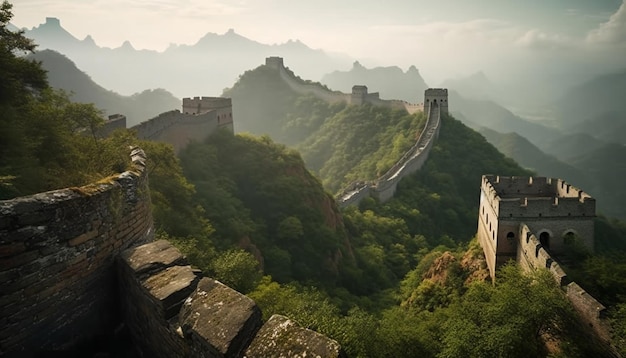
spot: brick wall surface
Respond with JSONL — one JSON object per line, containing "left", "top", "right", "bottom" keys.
{"left": 0, "top": 147, "right": 153, "bottom": 353}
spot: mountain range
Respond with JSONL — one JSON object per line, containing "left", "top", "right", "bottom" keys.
{"left": 29, "top": 50, "right": 180, "bottom": 126}
{"left": 320, "top": 61, "right": 428, "bottom": 103}
{"left": 21, "top": 16, "right": 626, "bottom": 220}
{"left": 20, "top": 17, "right": 352, "bottom": 98}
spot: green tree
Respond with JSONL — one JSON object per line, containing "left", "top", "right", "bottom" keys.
{"left": 211, "top": 250, "right": 262, "bottom": 293}
{"left": 0, "top": 0, "right": 47, "bottom": 105}
{"left": 438, "top": 264, "right": 570, "bottom": 358}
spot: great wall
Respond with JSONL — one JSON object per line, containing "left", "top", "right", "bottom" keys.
{"left": 264, "top": 56, "right": 447, "bottom": 207}
{"left": 0, "top": 56, "right": 619, "bottom": 356}
{"left": 477, "top": 175, "right": 615, "bottom": 353}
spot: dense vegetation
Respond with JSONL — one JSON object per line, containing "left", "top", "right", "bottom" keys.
{"left": 3, "top": 2, "right": 626, "bottom": 355}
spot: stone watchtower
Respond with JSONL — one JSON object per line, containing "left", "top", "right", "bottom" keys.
{"left": 182, "top": 97, "right": 232, "bottom": 116}
{"left": 477, "top": 175, "right": 595, "bottom": 278}
{"left": 351, "top": 85, "right": 368, "bottom": 105}
{"left": 265, "top": 56, "right": 284, "bottom": 70}
{"left": 424, "top": 88, "right": 448, "bottom": 115}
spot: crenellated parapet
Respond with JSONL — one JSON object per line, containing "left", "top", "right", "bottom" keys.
{"left": 477, "top": 175, "right": 595, "bottom": 279}
{"left": 182, "top": 96, "right": 232, "bottom": 115}
{"left": 476, "top": 177, "right": 614, "bottom": 350}
{"left": 131, "top": 96, "right": 234, "bottom": 153}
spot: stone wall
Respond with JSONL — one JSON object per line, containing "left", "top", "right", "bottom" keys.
{"left": 338, "top": 99, "right": 443, "bottom": 207}
{"left": 132, "top": 109, "right": 233, "bottom": 153}
{"left": 118, "top": 240, "right": 346, "bottom": 358}
{"left": 0, "top": 147, "right": 153, "bottom": 354}
{"left": 516, "top": 224, "right": 614, "bottom": 349}
{"left": 266, "top": 57, "right": 423, "bottom": 112}
{"left": 182, "top": 97, "right": 232, "bottom": 115}
{"left": 479, "top": 175, "right": 596, "bottom": 256}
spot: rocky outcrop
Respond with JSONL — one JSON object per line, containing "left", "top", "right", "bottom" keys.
{"left": 245, "top": 314, "right": 346, "bottom": 358}
{"left": 118, "top": 240, "right": 344, "bottom": 357}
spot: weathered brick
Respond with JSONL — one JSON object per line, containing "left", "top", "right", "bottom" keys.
{"left": 68, "top": 229, "right": 98, "bottom": 247}
{"left": 0, "top": 250, "right": 39, "bottom": 271}
{"left": 0, "top": 242, "right": 26, "bottom": 258}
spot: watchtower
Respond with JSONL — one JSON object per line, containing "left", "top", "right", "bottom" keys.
{"left": 477, "top": 175, "right": 595, "bottom": 279}
{"left": 265, "top": 56, "right": 284, "bottom": 70}
{"left": 182, "top": 97, "right": 232, "bottom": 115}
{"left": 351, "top": 85, "right": 368, "bottom": 105}
{"left": 424, "top": 88, "right": 448, "bottom": 115}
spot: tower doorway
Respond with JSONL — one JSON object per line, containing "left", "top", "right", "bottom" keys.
{"left": 539, "top": 232, "right": 550, "bottom": 249}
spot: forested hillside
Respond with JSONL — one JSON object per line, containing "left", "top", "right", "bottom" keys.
{"left": 4, "top": 1, "right": 626, "bottom": 354}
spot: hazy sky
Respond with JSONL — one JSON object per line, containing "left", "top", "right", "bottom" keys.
{"left": 11, "top": 0, "right": 626, "bottom": 84}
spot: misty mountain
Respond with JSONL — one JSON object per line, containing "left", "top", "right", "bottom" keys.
{"left": 448, "top": 91, "right": 562, "bottom": 149}
{"left": 29, "top": 49, "right": 180, "bottom": 126}
{"left": 440, "top": 71, "right": 499, "bottom": 101}
{"left": 543, "top": 133, "right": 610, "bottom": 162}
{"left": 566, "top": 112, "right": 626, "bottom": 145}
{"left": 23, "top": 18, "right": 351, "bottom": 98}
{"left": 568, "top": 143, "right": 626, "bottom": 220}
{"left": 555, "top": 69, "right": 626, "bottom": 128}
{"left": 478, "top": 128, "right": 590, "bottom": 189}
{"left": 320, "top": 61, "right": 428, "bottom": 103}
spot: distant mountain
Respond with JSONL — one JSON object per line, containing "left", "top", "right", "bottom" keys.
{"left": 568, "top": 143, "right": 626, "bottom": 220}
{"left": 321, "top": 61, "right": 428, "bottom": 103}
{"left": 449, "top": 91, "right": 563, "bottom": 149}
{"left": 543, "top": 133, "right": 609, "bottom": 162}
{"left": 567, "top": 112, "right": 626, "bottom": 145}
{"left": 23, "top": 18, "right": 352, "bottom": 98}
{"left": 441, "top": 71, "right": 499, "bottom": 101}
{"left": 555, "top": 70, "right": 626, "bottom": 128}
{"left": 479, "top": 127, "right": 626, "bottom": 220}
{"left": 478, "top": 128, "right": 589, "bottom": 188}
{"left": 29, "top": 50, "right": 180, "bottom": 126}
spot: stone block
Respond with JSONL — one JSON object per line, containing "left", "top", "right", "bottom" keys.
{"left": 68, "top": 229, "right": 98, "bottom": 247}
{"left": 142, "top": 265, "right": 199, "bottom": 319}
{"left": 180, "top": 278, "right": 262, "bottom": 358}
{"left": 120, "top": 240, "right": 186, "bottom": 275}
{"left": 245, "top": 314, "right": 345, "bottom": 358}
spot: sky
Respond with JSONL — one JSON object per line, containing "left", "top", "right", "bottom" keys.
{"left": 11, "top": 0, "right": 626, "bottom": 85}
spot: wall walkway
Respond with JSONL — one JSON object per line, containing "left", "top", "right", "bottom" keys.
{"left": 338, "top": 102, "right": 442, "bottom": 207}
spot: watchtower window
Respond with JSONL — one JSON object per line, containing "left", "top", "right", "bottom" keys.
{"left": 563, "top": 232, "right": 576, "bottom": 246}
{"left": 539, "top": 232, "right": 550, "bottom": 249}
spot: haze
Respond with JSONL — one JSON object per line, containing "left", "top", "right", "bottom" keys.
{"left": 13, "top": 0, "right": 626, "bottom": 100}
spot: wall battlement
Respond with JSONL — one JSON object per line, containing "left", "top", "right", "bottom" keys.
{"left": 182, "top": 97, "right": 232, "bottom": 115}
{"left": 478, "top": 175, "right": 595, "bottom": 279}
{"left": 477, "top": 176, "right": 614, "bottom": 353}
{"left": 131, "top": 96, "right": 234, "bottom": 153}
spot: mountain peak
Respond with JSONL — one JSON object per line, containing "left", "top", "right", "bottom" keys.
{"left": 83, "top": 35, "right": 96, "bottom": 46}
{"left": 119, "top": 40, "right": 135, "bottom": 50}
{"left": 407, "top": 65, "right": 419, "bottom": 74}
